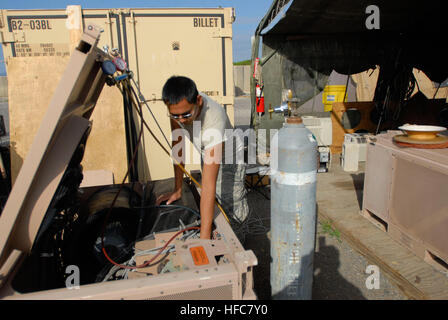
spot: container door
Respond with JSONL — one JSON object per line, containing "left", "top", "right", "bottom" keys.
{"left": 122, "top": 9, "right": 234, "bottom": 180}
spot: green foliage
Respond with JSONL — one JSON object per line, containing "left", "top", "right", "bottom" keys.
{"left": 320, "top": 220, "right": 342, "bottom": 242}
{"left": 233, "top": 59, "right": 251, "bottom": 66}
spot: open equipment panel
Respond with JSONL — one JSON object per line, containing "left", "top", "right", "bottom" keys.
{"left": 0, "top": 24, "right": 257, "bottom": 300}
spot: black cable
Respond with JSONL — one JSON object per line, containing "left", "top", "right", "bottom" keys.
{"left": 122, "top": 83, "right": 139, "bottom": 182}
{"left": 126, "top": 88, "right": 173, "bottom": 159}
{"left": 136, "top": 184, "right": 147, "bottom": 241}
{"left": 129, "top": 78, "right": 172, "bottom": 149}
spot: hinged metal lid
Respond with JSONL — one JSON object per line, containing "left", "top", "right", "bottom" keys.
{"left": 0, "top": 24, "right": 107, "bottom": 272}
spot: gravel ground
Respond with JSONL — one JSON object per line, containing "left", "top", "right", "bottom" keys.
{"left": 235, "top": 95, "right": 408, "bottom": 300}
{"left": 312, "top": 222, "right": 407, "bottom": 300}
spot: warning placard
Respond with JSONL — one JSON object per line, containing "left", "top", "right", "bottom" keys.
{"left": 189, "top": 246, "right": 210, "bottom": 266}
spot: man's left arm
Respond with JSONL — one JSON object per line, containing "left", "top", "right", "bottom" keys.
{"left": 199, "top": 142, "right": 222, "bottom": 239}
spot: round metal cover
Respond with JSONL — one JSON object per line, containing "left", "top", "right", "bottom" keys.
{"left": 101, "top": 60, "right": 117, "bottom": 75}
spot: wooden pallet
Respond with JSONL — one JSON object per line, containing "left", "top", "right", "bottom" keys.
{"left": 360, "top": 208, "right": 388, "bottom": 233}
{"left": 360, "top": 208, "right": 448, "bottom": 274}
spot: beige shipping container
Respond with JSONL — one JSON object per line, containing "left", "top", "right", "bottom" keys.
{"left": 0, "top": 6, "right": 235, "bottom": 183}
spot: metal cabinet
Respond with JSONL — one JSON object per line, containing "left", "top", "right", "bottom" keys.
{"left": 362, "top": 131, "right": 448, "bottom": 270}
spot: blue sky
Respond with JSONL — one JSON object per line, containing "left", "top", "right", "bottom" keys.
{"left": 0, "top": 0, "right": 273, "bottom": 75}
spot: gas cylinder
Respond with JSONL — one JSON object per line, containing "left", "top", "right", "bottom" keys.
{"left": 270, "top": 116, "right": 318, "bottom": 300}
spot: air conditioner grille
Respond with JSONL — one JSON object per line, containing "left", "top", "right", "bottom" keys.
{"left": 149, "top": 284, "right": 234, "bottom": 300}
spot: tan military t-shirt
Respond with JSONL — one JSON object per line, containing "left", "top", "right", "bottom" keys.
{"left": 180, "top": 93, "right": 232, "bottom": 155}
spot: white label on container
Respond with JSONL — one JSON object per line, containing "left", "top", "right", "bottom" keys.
{"left": 271, "top": 170, "right": 316, "bottom": 186}
{"left": 14, "top": 43, "right": 70, "bottom": 57}
{"left": 326, "top": 94, "right": 335, "bottom": 102}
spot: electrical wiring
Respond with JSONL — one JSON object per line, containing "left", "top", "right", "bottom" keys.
{"left": 121, "top": 227, "right": 200, "bottom": 280}
{"left": 102, "top": 249, "right": 172, "bottom": 281}
{"left": 99, "top": 225, "right": 200, "bottom": 281}
{"left": 103, "top": 226, "right": 200, "bottom": 270}
{"left": 228, "top": 193, "right": 270, "bottom": 244}
{"left": 124, "top": 226, "right": 200, "bottom": 279}
{"left": 122, "top": 252, "right": 171, "bottom": 280}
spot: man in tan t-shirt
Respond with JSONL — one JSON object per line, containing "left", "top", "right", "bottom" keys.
{"left": 156, "top": 76, "right": 248, "bottom": 240}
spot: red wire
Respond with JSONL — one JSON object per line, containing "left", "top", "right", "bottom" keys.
{"left": 102, "top": 226, "right": 200, "bottom": 270}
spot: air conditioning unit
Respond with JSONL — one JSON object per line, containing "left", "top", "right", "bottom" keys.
{"left": 341, "top": 133, "right": 368, "bottom": 172}
{"left": 302, "top": 115, "right": 332, "bottom": 172}
{"left": 302, "top": 115, "right": 332, "bottom": 146}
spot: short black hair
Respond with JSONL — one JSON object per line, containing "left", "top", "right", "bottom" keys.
{"left": 162, "top": 76, "right": 199, "bottom": 106}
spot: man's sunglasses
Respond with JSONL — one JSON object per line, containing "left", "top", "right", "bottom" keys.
{"left": 167, "top": 104, "right": 196, "bottom": 120}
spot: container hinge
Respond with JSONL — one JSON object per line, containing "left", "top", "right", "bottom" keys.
{"left": 0, "top": 31, "right": 25, "bottom": 43}
{"left": 105, "top": 11, "right": 113, "bottom": 25}
{"left": 212, "top": 28, "right": 232, "bottom": 39}
{"left": 129, "top": 11, "right": 137, "bottom": 24}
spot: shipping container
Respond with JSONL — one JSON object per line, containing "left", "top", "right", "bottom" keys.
{"left": 0, "top": 6, "right": 235, "bottom": 183}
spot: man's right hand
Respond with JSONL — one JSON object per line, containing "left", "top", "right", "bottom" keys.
{"left": 156, "top": 189, "right": 182, "bottom": 205}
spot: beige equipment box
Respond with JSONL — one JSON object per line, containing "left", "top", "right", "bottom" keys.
{"left": 0, "top": 24, "right": 256, "bottom": 300}
{"left": 361, "top": 132, "right": 448, "bottom": 272}
{"left": 0, "top": 6, "right": 235, "bottom": 183}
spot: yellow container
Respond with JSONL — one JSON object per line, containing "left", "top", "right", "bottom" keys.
{"left": 322, "top": 85, "right": 347, "bottom": 111}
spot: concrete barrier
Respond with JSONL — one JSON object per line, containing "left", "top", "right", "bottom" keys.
{"left": 233, "top": 65, "right": 251, "bottom": 96}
